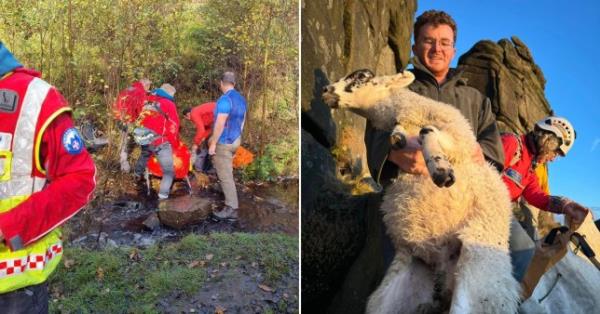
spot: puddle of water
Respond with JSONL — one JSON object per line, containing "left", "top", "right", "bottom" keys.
{"left": 251, "top": 179, "right": 299, "bottom": 213}
{"left": 67, "top": 178, "right": 299, "bottom": 249}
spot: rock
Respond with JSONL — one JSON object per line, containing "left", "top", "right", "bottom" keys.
{"left": 105, "top": 239, "right": 118, "bottom": 249}
{"left": 302, "top": 0, "right": 415, "bottom": 157}
{"left": 112, "top": 201, "right": 142, "bottom": 212}
{"left": 71, "top": 235, "right": 88, "bottom": 247}
{"left": 458, "top": 36, "right": 552, "bottom": 134}
{"left": 137, "top": 237, "right": 155, "bottom": 248}
{"left": 142, "top": 213, "right": 161, "bottom": 231}
{"left": 301, "top": 1, "right": 416, "bottom": 312}
{"left": 157, "top": 195, "right": 212, "bottom": 229}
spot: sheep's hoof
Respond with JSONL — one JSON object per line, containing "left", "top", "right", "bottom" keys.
{"left": 431, "top": 168, "right": 455, "bottom": 188}
{"left": 390, "top": 132, "right": 407, "bottom": 149}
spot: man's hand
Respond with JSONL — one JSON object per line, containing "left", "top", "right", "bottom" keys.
{"left": 562, "top": 200, "right": 589, "bottom": 231}
{"left": 208, "top": 141, "right": 216, "bottom": 156}
{"left": 387, "top": 136, "right": 428, "bottom": 175}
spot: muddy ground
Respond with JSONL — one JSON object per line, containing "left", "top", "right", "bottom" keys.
{"left": 62, "top": 169, "right": 299, "bottom": 313}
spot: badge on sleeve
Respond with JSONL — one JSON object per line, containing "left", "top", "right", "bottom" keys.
{"left": 503, "top": 168, "right": 523, "bottom": 188}
{"left": 0, "top": 89, "right": 18, "bottom": 113}
{"left": 62, "top": 128, "right": 84, "bottom": 155}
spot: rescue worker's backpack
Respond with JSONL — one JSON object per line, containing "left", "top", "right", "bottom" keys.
{"left": 132, "top": 101, "right": 169, "bottom": 146}
{"left": 502, "top": 132, "right": 524, "bottom": 168}
{"left": 132, "top": 127, "right": 159, "bottom": 146}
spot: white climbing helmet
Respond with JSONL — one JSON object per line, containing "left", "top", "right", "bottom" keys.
{"left": 535, "top": 116, "right": 576, "bottom": 156}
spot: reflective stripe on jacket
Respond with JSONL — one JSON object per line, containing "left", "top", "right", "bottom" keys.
{"left": 501, "top": 133, "right": 550, "bottom": 210}
{"left": 0, "top": 68, "right": 95, "bottom": 293}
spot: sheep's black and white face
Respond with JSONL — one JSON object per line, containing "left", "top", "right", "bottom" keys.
{"left": 322, "top": 69, "right": 414, "bottom": 110}
{"left": 322, "top": 69, "right": 375, "bottom": 108}
{"left": 342, "top": 69, "right": 376, "bottom": 92}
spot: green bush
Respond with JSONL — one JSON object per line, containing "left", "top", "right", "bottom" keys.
{"left": 242, "top": 137, "right": 298, "bottom": 181}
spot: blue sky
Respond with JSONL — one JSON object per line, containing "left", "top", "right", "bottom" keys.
{"left": 417, "top": 1, "right": 600, "bottom": 210}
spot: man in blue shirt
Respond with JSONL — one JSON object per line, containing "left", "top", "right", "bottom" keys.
{"left": 209, "top": 71, "right": 247, "bottom": 221}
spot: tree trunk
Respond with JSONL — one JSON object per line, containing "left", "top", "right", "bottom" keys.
{"left": 258, "top": 7, "right": 274, "bottom": 156}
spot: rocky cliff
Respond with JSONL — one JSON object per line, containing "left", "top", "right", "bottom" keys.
{"left": 458, "top": 36, "right": 552, "bottom": 133}
{"left": 301, "top": 0, "right": 416, "bottom": 311}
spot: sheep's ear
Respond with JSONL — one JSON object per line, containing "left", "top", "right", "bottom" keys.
{"left": 390, "top": 71, "right": 415, "bottom": 88}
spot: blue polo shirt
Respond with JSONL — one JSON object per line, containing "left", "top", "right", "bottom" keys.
{"left": 214, "top": 89, "right": 247, "bottom": 144}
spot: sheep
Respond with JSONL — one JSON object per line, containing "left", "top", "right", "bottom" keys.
{"left": 322, "top": 69, "right": 520, "bottom": 313}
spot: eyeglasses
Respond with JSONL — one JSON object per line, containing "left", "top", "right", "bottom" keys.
{"left": 420, "top": 38, "right": 454, "bottom": 49}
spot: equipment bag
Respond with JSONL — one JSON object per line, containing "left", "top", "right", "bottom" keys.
{"left": 521, "top": 226, "right": 570, "bottom": 299}
{"left": 132, "top": 127, "right": 159, "bottom": 146}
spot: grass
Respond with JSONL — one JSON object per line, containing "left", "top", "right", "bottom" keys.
{"left": 49, "top": 233, "right": 298, "bottom": 313}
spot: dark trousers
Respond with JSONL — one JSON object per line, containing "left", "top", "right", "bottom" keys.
{"left": 193, "top": 141, "right": 212, "bottom": 172}
{"left": 0, "top": 282, "right": 48, "bottom": 314}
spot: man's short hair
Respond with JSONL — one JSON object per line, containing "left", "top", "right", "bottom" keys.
{"left": 160, "top": 83, "right": 176, "bottom": 97}
{"left": 414, "top": 10, "right": 457, "bottom": 44}
{"left": 183, "top": 108, "right": 192, "bottom": 116}
{"left": 221, "top": 71, "right": 236, "bottom": 85}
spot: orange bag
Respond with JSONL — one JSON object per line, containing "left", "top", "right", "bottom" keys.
{"left": 233, "top": 146, "right": 254, "bottom": 169}
{"left": 147, "top": 140, "right": 191, "bottom": 179}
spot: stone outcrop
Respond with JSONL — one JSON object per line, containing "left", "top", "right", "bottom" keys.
{"left": 458, "top": 36, "right": 552, "bottom": 133}
{"left": 301, "top": 0, "right": 416, "bottom": 312}
{"left": 157, "top": 195, "right": 212, "bottom": 229}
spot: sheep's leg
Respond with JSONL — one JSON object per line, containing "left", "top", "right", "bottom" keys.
{"left": 367, "top": 252, "right": 435, "bottom": 314}
{"left": 419, "top": 125, "right": 455, "bottom": 187}
{"left": 449, "top": 241, "right": 520, "bottom": 314}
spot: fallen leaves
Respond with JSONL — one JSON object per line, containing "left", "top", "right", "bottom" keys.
{"left": 96, "top": 267, "right": 105, "bottom": 281}
{"left": 63, "top": 258, "right": 75, "bottom": 269}
{"left": 187, "top": 260, "right": 206, "bottom": 269}
{"left": 129, "top": 248, "right": 141, "bottom": 261}
{"left": 258, "top": 284, "right": 273, "bottom": 292}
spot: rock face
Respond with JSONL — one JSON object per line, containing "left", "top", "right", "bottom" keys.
{"left": 458, "top": 36, "right": 552, "bottom": 133}
{"left": 301, "top": 0, "right": 416, "bottom": 312}
{"left": 157, "top": 195, "right": 212, "bottom": 229}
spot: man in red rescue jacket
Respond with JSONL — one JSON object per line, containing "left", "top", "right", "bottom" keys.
{"left": 133, "top": 83, "right": 180, "bottom": 199}
{"left": 502, "top": 116, "right": 588, "bottom": 282}
{"left": 0, "top": 42, "right": 96, "bottom": 311}
{"left": 112, "top": 78, "right": 151, "bottom": 172}
{"left": 183, "top": 102, "right": 216, "bottom": 172}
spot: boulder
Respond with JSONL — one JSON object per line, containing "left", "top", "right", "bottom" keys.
{"left": 301, "top": 130, "right": 369, "bottom": 312}
{"left": 142, "top": 212, "right": 161, "bottom": 231}
{"left": 301, "top": 0, "right": 416, "bottom": 311}
{"left": 458, "top": 36, "right": 552, "bottom": 133}
{"left": 157, "top": 195, "right": 212, "bottom": 229}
